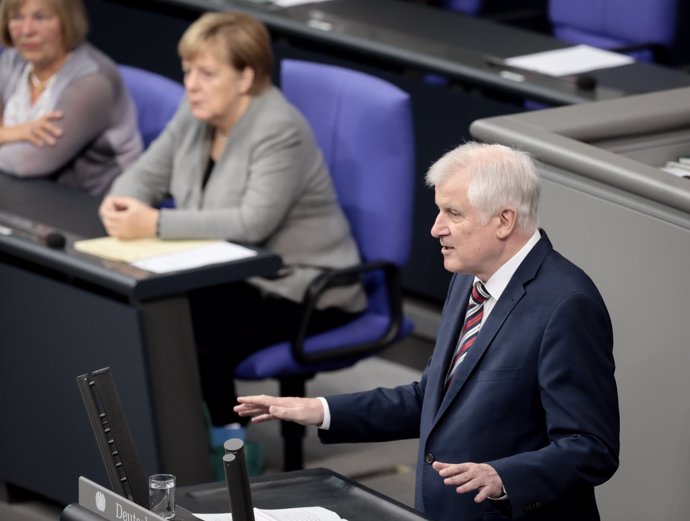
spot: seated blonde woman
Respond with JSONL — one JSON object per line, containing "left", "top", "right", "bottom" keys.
{"left": 100, "top": 12, "right": 365, "bottom": 428}
{"left": 0, "top": 0, "right": 142, "bottom": 195}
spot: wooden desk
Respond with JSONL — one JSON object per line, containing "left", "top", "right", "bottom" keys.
{"left": 0, "top": 174, "right": 282, "bottom": 503}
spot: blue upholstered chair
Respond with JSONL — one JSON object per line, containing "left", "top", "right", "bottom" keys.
{"left": 234, "top": 59, "right": 416, "bottom": 470}
{"left": 118, "top": 65, "right": 185, "bottom": 148}
{"left": 548, "top": 0, "right": 678, "bottom": 63}
{"left": 441, "top": 0, "right": 484, "bottom": 15}
{"left": 440, "top": 0, "right": 548, "bottom": 29}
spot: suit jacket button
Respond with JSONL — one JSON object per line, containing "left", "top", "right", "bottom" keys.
{"left": 425, "top": 453, "right": 434, "bottom": 464}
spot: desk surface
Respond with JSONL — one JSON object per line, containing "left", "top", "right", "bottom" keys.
{"left": 141, "top": 0, "right": 690, "bottom": 105}
{"left": 0, "top": 174, "right": 282, "bottom": 300}
{"left": 178, "top": 468, "right": 430, "bottom": 521}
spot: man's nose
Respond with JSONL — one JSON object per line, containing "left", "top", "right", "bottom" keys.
{"left": 430, "top": 214, "right": 446, "bottom": 238}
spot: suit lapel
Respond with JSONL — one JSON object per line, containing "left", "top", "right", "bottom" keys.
{"left": 425, "top": 276, "right": 472, "bottom": 415}
{"left": 434, "top": 282, "right": 525, "bottom": 422}
{"left": 431, "top": 231, "right": 554, "bottom": 425}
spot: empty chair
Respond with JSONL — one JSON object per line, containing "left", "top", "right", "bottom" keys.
{"left": 441, "top": 0, "right": 485, "bottom": 15}
{"left": 118, "top": 65, "right": 185, "bottom": 148}
{"left": 440, "top": 0, "right": 549, "bottom": 29}
{"left": 548, "top": 0, "right": 678, "bottom": 63}
{"left": 234, "top": 59, "right": 416, "bottom": 470}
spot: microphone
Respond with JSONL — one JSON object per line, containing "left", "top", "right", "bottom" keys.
{"left": 574, "top": 74, "right": 597, "bottom": 91}
{"left": 0, "top": 215, "right": 66, "bottom": 249}
{"left": 222, "top": 439, "right": 254, "bottom": 521}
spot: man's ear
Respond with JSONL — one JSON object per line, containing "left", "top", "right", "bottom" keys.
{"left": 496, "top": 208, "right": 517, "bottom": 239}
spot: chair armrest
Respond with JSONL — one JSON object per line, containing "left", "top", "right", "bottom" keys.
{"left": 290, "top": 260, "right": 404, "bottom": 364}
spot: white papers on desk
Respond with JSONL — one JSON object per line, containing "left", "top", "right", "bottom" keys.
{"left": 194, "top": 506, "right": 345, "bottom": 521}
{"left": 73, "top": 237, "right": 256, "bottom": 273}
{"left": 504, "top": 44, "right": 634, "bottom": 76}
{"left": 272, "top": 0, "right": 335, "bottom": 7}
{"left": 660, "top": 161, "right": 690, "bottom": 179}
{"left": 132, "top": 242, "right": 256, "bottom": 273}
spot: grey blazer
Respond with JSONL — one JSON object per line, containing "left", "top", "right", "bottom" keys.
{"left": 110, "top": 87, "right": 365, "bottom": 311}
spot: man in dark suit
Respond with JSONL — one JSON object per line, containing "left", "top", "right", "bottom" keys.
{"left": 236, "top": 142, "right": 620, "bottom": 521}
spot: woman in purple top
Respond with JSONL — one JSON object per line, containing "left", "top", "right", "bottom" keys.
{"left": 0, "top": 0, "right": 142, "bottom": 195}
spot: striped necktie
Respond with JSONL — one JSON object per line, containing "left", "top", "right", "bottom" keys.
{"left": 445, "top": 280, "right": 491, "bottom": 388}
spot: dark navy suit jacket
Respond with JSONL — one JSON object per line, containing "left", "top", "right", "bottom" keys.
{"left": 321, "top": 232, "right": 619, "bottom": 521}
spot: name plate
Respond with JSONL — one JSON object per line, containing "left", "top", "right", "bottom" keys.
{"left": 78, "top": 477, "right": 166, "bottom": 521}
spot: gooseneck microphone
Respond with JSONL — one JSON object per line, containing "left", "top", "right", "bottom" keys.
{"left": 223, "top": 438, "right": 255, "bottom": 521}
{"left": 0, "top": 214, "right": 66, "bottom": 249}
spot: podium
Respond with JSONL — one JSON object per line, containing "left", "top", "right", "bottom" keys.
{"left": 179, "top": 468, "right": 430, "bottom": 521}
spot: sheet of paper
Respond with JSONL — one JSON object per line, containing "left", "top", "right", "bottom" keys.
{"left": 74, "top": 236, "right": 257, "bottom": 273}
{"left": 272, "top": 0, "right": 334, "bottom": 7}
{"left": 194, "top": 506, "right": 344, "bottom": 521}
{"left": 131, "top": 242, "right": 257, "bottom": 273}
{"left": 504, "top": 44, "right": 634, "bottom": 76}
{"left": 660, "top": 161, "right": 690, "bottom": 179}
{"left": 74, "top": 237, "right": 221, "bottom": 262}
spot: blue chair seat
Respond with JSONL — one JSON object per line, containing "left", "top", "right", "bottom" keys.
{"left": 237, "top": 313, "right": 414, "bottom": 379}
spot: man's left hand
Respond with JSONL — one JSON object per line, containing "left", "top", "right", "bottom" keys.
{"left": 432, "top": 461, "right": 504, "bottom": 503}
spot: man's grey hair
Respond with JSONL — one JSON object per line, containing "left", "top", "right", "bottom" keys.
{"left": 425, "top": 142, "right": 541, "bottom": 233}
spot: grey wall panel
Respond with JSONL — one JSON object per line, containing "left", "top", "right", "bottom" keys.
{"left": 537, "top": 164, "right": 690, "bottom": 521}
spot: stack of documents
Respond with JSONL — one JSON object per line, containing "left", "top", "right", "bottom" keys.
{"left": 74, "top": 237, "right": 256, "bottom": 274}
{"left": 660, "top": 158, "right": 690, "bottom": 179}
{"left": 194, "top": 506, "right": 345, "bottom": 521}
{"left": 504, "top": 44, "right": 634, "bottom": 76}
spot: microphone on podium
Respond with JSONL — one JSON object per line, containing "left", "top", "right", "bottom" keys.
{"left": 223, "top": 438, "right": 255, "bottom": 521}
{"left": 0, "top": 218, "right": 66, "bottom": 249}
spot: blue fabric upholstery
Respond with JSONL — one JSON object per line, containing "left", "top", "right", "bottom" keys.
{"left": 118, "top": 65, "right": 184, "bottom": 148}
{"left": 236, "top": 60, "right": 415, "bottom": 381}
{"left": 441, "top": 0, "right": 484, "bottom": 15}
{"left": 441, "top": 0, "right": 548, "bottom": 20}
{"left": 549, "top": 0, "right": 677, "bottom": 62}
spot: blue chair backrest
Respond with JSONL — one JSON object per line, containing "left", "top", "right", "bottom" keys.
{"left": 441, "top": 0, "right": 483, "bottom": 15}
{"left": 118, "top": 65, "right": 185, "bottom": 148}
{"left": 549, "top": 0, "right": 677, "bottom": 61}
{"left": 441, "top": 0, "right": 545, "bottom": 17}
{"left": 280, "top": 60, "right": 414, "bottom": 269}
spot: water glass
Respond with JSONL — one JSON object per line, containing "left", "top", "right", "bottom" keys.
{"left": 149, "top": 473, "right": 176, "bottom": 519}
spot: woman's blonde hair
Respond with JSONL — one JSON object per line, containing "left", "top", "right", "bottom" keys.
{"left": 0, "top": 0, "right": 88, "bottom": 50}
{"left": 178, "top": 11, "right": 273, "bottom": 96}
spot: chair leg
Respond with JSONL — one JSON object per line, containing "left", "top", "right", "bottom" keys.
{"left": 279, "top": 377, "right": 310, "bottom": 471}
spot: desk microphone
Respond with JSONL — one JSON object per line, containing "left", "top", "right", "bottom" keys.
{"left": 0, "top": 216, "right": 66, "bottom": 249}
{"left": 44, "top": 230, "right": 67, "bottom": 249}
{"left": 223, "top": 439, "right": 254, "bottom": 521}
{"left": 574, "top": 74, "right": 597, "bottom": 91}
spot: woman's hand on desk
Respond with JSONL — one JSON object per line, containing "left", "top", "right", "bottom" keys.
{"left": 235, "top": 395, "right": 325, "bottom": 427}
{"left": 99, "top": 195, "right": 159, "bottom": 240}
{"left": 0, "top": 111, "right": 64, "bottom": 147}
